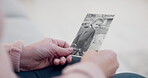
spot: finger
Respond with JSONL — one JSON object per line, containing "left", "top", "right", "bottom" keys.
{"left": 53, "top": 46, "right": 73, "bottom": 56}
{"left": 66, "top": 55, "right": 72, "bottom": 63}
{"left": 51, "top": 38, "right": 70, "bottom": 48}
{"left": 60, "top": 57, "right": 66, "bottom": 65}
{"left": 57, "top": 40, "right": 70, "bottom": 48}
{"left": 53, "top": 58, "right": 60, "bottom": 65}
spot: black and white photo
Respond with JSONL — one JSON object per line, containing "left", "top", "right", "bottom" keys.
{"left": 71, "top": 14, "right": 114, "bottom": 56}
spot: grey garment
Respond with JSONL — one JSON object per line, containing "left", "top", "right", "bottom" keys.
{"left": 71, "top": 27, "right": 95, "bottom": 52}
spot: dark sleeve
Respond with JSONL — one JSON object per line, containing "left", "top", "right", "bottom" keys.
{"left": 71, "top": 28, "right": 84, "bottom": 45}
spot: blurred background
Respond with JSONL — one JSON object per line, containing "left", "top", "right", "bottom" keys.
{"left": 1, "top": 0, "right": 148, "bottom": 77}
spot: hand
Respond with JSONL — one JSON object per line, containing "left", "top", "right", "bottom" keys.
{"left": 20, "top": 38, "right": 73, "bottom": 71}
{"left": 81, "top": 50, "right": 119, "bottom": 78}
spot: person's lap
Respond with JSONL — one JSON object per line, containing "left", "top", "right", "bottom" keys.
{"left": 16, "top": 56, "right": 145, "bottom": 78}
{"left": 16, "top": 56, "right": 80, "bottom": 78}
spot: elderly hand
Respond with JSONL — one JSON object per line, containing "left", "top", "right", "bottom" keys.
{"left": 20, "top": 38, "right": 73, "bottom": 71}
{"left": 81, "top": 50, "right": 119, "bottom": 78}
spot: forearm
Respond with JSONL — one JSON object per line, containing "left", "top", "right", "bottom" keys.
{"left": 57, "top": 62, "right": 106, "bottom": 78}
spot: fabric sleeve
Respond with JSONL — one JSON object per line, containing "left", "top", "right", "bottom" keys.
{"left": 2, "top": 41, "right": 24, "bottom": 72}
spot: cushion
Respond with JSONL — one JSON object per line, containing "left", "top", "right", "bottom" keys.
{"left": 0, "top": 0, "right": 27, "bottom": 17}
{"left": 2, "top": 18, "right": 43, "bottom": 44}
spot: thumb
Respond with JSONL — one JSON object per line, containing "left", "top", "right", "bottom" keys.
{"left": 53, "top": 46, "right": 73, "bottom": 57}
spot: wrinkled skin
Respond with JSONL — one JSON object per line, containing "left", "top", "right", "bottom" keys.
{"left": 20, "top": 38, "right": 73, "bottom": 71}
{"left": 82, "top": 50, "right": 119, "bottom": 78}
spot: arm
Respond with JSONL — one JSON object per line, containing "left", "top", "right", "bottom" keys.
{"left": 56, "top": 62, "right": 106, "bottom": 78}
{"left": 1, "top": 38, "right": 73, "bottom": 72}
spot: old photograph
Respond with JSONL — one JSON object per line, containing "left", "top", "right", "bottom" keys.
{"left": 71, "top": 13, "right": 114, "bottom": 56}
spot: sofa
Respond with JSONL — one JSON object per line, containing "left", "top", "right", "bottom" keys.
{"left": 0, "top": 0, "right": 43, "bottom": 44}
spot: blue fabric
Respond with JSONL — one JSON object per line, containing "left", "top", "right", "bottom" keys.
{"left": 16, "top": 56, "right": 145, "bottom": 78}
{"left": 113, "top": 73, "right": 145, "bottom": 78}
